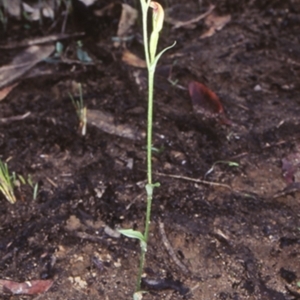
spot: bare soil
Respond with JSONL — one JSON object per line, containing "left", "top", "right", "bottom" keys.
{"left": 1, "top": 0, "right": 300, "bottom": 299}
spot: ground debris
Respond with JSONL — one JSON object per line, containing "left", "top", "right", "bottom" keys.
{"left": 87, "top": 109, "right": 144, "bottom": 140}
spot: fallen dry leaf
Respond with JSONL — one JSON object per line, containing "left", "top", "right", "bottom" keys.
{"left": 115, "top": 4, "right": 138, "bottom": 47}
{"left": 165, "top": 5, "right": 215, "bottom": 29}
{"left": 0, "top": 279, "right": 53, "bottom": 295}
{"left": 201, "top": 12, "right": 231, "bottom": 38}
{"left": 122, "top": 50, "right": 146, "bottom": 68}
{"left": 0, "top": 44, "right": 54, "bottom": 89}
{"left": 94, "top": 3, "right": 137, "bottom": 47}
{"left": 5, "top": 0, "right": 21, "bottom": 18}
{"left": 188, "top": 81, "right": 231, "bottom": 125}
{"left": 22, "top": 1, "right": 54, "bottom": 21}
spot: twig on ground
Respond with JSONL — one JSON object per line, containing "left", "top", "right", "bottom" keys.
{"left": 158, "top": 221, "right": 190, "bottom": 275}
{"left": 185, "top": 283, "right": 201, "bottom": 297}
{"left": 0, "top": 33, "right": 85, "bottom": 49}
{"left": 46, "top": 177, "right": 57, "bottom": 188}
{"left": 154, "top": 171, "right": 232, "bottom": 190}
{"left": 0, "top": 112, "right": 31, "bottom": 123}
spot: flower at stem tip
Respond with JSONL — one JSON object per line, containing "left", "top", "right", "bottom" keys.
{"left": 149, "top": 1, "right": 165, "bottom": 62}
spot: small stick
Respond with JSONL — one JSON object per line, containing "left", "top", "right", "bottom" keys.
{"left": 0, "top": 33, "right": 85, "bottom": 49}
{"left": 0, "top": 112, "right": 31, "bottom": 123}
{"left": 154, "top": 171, "right": 231, "bottom": 190}
{"left": 46, "top": 177, "right": 57, "bottom": 188}
{"left": 158, "top": 221, "right": 190, "bottom": 275}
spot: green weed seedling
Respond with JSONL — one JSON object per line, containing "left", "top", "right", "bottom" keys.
{"left": 0, "top": 160, "right": 39, "bottom": 203}
{"left": 119, "top": 0, "right": 175, "bottom": 295}
{"left": 17, "top": 174, "right": 39, "bottom": 201}
{"left": 69, "top": 83, "right": 87, "bottom": 136}
{"left": 0, "top": 160, "right": 16, "bottom": 204}
{"left": 27, "top": 175, "right": 39, "bottom": 200}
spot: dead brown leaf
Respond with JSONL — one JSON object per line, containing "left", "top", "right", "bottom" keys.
{"left": 115, "top": 4, "right": 138, "bottom": 47}
{"left": 201, "top": 12, "right": 231, "bottom": 38}
{"left": 0, "top": 44, "right": 54, "bottom": 89}
{"left": 165, "top": 5, "right": 215, "bottom": 29}
{"left": 122, "top": 50, "right": 146, "bottom": 68}
{"left": 0, "top": 279, "right": 53, "bottom": 295}
{"left": 4, "top": 0, "right": 21, "bottom": 18}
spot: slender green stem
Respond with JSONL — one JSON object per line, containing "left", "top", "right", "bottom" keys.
{"left": 146, "top": 70, "right": 155, "bottom": 185}
{"left": 135, "top": 0, "right": 167, "bottom": 292}
{"left": 136, "top": 244, "right": 146, "bottom": 290}
{"left": 135, "top": 1, "right": 156, "bottom": 292}
{"left": 136, "top": 188, "right": 153, "bottom": 290}
{"left": 145, "top": 67, "right": 155, "bottom": 236}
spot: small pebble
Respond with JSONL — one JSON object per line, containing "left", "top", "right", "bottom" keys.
{"left": 254, "top": 84, "right": 262, "bottom": 91}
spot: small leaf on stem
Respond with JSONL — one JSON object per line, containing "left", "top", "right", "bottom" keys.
{"left": 145, "top": 182, "right": 160, "bottom": 197}
{"left": 118, "top": 229, "right": 146, "bottom": 242}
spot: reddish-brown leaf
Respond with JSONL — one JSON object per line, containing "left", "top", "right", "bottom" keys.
{"left": 188, "top": 81, "right": 231, "bottom": 125}
{"left": 0, "top": 83, "right": 18, "bottom": 101}
{"left": 0, "top": 279, "right": 53, "bottom": 295}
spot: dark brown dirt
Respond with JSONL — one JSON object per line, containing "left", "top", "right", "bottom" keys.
{"left": 0, "top": 0, "right": 300, "bottom": 299}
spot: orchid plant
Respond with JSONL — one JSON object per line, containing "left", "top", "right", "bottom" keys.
{"left": 119, "top": 0, "right": 175, "bottom": 295}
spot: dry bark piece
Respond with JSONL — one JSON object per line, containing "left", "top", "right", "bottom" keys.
{"left": 86, "top": 109, "right": 144, "bottom": 140}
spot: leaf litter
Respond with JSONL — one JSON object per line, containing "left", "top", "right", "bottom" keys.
{"left": 0, "top": 44, "right": 54, "bottom": 89}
